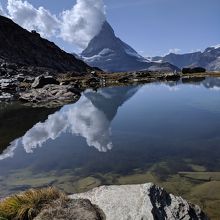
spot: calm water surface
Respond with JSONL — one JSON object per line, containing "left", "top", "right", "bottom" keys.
{"left": 0, "top": 77, "right": 220, "bottom": 198}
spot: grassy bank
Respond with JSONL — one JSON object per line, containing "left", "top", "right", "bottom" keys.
{"left": 0, "top": 188, "right": 66, "bottom": 220}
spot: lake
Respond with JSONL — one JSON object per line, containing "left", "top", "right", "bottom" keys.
{"left": 0, "top": 77, "right": 220, "bottom": 218}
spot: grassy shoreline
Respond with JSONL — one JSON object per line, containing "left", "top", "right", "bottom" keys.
{"left": 57, "top": 71, "right": 220, "bottom": 89}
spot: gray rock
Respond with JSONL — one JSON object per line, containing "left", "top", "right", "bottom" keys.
{"left": 32, "top": 75, "right": 59, "bottom": 89}
{"left": 15, "top": 74, "right": 25, "bottom": 82}
{"left": 19, "top": 84, "right": 81, "bottom": 108}
{"left": 0, "top": 78, "right": 18, "bottom": 92}
{"left": 91, "top": 71, "right": 98, "bottom": 77}
{"left": 23, "top": 77, "right": 35, "bottom": 83}
{"left": 118, "top": 76, "right": 130, "bottom": 83}
{"left": 70, "top": 183, "right": 208, "bottom": 220}
{"left": 84, "top": 77, "right": 100, "bottom": 86}
{"left": 0, "top": 92, "right": 13, "bottom": 101}
{"left": 34, "top": 199, "right": 105, "bottom": 220}
{"left": 164, "top": 73, "right": 181, "bottom": 81}
{"left": 134, "top": 71, "right": 151, "bottom": 78}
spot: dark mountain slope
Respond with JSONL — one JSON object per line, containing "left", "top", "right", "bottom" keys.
{"left": 0, "top": 15, "right": 91, "bottom": 73}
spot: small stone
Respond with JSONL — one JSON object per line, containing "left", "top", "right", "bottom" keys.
{"left": 32, "top": 76, "right": 59, "bottom": 89}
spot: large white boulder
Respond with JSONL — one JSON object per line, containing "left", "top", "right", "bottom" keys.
{"left": 70, "top": 183, "right": 207, "bottom": 220}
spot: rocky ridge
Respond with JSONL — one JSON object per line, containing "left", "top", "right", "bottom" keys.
{"left": 0, "top": 15, "right": 92, "bottom": 73}
{"left": 152, "top": 45, "right": 220, "bottom": 71}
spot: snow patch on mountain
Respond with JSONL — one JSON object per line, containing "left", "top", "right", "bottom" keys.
{"left": 81, "top": 21, "right": 178, "bottom": 72}
{"left": 212, "top": 44, "right": 220, "bottom": 49}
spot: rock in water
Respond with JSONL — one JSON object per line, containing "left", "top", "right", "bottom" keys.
{"left": 70, "top": 183, "right": 208, "bottom": 220}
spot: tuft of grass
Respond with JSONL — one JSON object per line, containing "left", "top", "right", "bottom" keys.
{"left": 0, "top": 187, "right": 66, "bottom": 220}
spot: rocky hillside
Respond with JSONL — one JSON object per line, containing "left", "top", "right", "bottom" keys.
{"left": 152, "top": 45, "right": 220, "bottom": 71}
{"left": 70, "top": 183, "right": 208, "bottom": 220}
{"left": 0, "top": 15, "right": 92, "bottom": 73}
{"left": 81, "top": 21, "right": 179, "bottom": 72}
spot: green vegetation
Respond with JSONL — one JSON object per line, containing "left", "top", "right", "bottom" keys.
{"left": 0, "top": 187, "right": 65, "bottom": 220}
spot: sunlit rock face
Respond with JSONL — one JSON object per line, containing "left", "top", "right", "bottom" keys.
{"left": 70, "top": 183, "right": 208, "bottom": 220}
{"left": 0, "top": 86, "right": 139, "bottom": 160}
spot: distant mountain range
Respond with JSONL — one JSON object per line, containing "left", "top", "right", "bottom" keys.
{"left": 81, "top": 21, "right": 179, "bottom": 72}
{"left": 0, "top": 15, "right": 91, "bottom": 73}
{"left": 1, "top": 15, "right": 219, "bottom": 74}
{"left": 151, "top": 46, "right": 220, "bottom": 71}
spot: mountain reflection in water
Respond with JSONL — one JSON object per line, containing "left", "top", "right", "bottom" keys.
{"left": 0, "top": 86, "right": 139, "bottom": 159}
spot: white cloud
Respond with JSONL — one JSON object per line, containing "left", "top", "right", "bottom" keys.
{"left": 168, "top": 48, "right": 181, "bottom": 54}
{"left": 0, "top": 94, "right": 113, "bottom": 159}
{"left": 212, "top": 44, "right": 220, "bottom": 49}
{"left": 190, "top": 48, "right": 202, "bottom": 53}
{"left": 22, "top": 110, "right": 69, "bottom": 153}
{"left": 3, "top": 0, "right": 106, "bottom": 48}
{"left": 0, "top": 86, "right": 140, "bottom": 160}
{"left": 22, "top": 94, "right": 113, "bottom": 153}
{"left": 60, "top": 0, "right": 106, "bottom": 48}
{"left": 6, "top": 0, "right": 60, "bottom": 37}
{"left": 0, "top": 139, "right": 19, "bottom": 160}
{"left": 210, "top": 86, "right": 220, "bottom": 91}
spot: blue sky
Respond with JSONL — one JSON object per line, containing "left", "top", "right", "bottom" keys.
{"left": 1, "top": 0, "right": 220, "bottom": 56}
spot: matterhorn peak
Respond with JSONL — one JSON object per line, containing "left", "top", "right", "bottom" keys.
{"left": 81, "top": 21, "right": 178, "bottom": 72}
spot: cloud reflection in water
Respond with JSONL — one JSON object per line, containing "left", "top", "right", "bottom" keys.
{"left": 22, "top": 95, "right": 113, "bottom": 153}
{"left": 0, "top": 86, "right": 139, "bottom": 160}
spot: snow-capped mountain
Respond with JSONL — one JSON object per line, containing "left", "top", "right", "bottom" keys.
{"left": 81, "top": 21, "right": 179, "bottom": 72}
{"left": 152, "top": 45, "right": 220, "bottom": 71}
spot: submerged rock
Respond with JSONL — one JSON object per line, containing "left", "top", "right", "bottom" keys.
{"left": 70, "top": 183, "right": 208, "bottom": 220}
